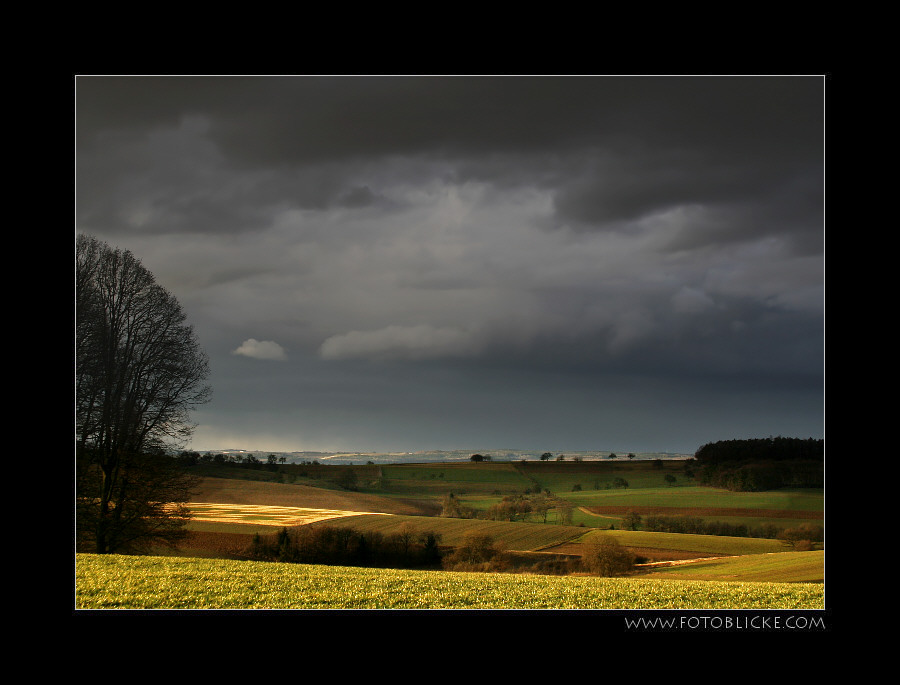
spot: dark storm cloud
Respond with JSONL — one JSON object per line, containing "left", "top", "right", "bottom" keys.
{"left": 77, "top": 75, "right": 822, "bottom": 242}
{"left": 78, "top": 77, "right": 813, "bottom": 164}
{"left": 75, "top": 75, "right": 825, "bottom": 453}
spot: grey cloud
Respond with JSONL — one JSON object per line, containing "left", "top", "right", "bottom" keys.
{"left": 75, "top": 75, "right": 825, "bottom": 453}
{"left": 550, "top": 142, "right": 822, "bottom": 259}
{"left": 77, "top": 75, "right": 822, "bottom": 245}
{"left": 337, "top": 185, "right": 379, "bottom": 208}
{"left": 78, "top": 75, "right": 820, "bottom": 170}
{"left": 320, "top": 324, "right": 484, "bottom": 361}
{"left": 232, "top": 338, "right": 288, "bottom": 361}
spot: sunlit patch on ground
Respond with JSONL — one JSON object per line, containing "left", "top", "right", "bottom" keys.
{"left": 181, "top": 502, "right": 388, "bottom": 526}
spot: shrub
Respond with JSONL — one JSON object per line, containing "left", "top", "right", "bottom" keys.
{"left": 777, "top": 524, "right": 824, "bottom": 548}
{"left": 442, "top": 532, "right": 509, "bottom": 572}
{"left": 529, "top": 556, "right": 579, "bottom": 576}
{"left": 582, "top": 536, "right": 635, "bottom": 577}
{"left": 621, "top": 511, "right": 642, "bottom": 531}
{"left": 440, "top": 493, "right": 476, "bottom": 518}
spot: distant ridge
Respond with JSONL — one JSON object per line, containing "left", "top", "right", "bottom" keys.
{"left": 188, "top": 448, "right": 693, "bottom": 465}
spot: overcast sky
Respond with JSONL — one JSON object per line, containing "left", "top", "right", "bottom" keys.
{"left": 75, "top": 75, "right": 825, "bottom": 455}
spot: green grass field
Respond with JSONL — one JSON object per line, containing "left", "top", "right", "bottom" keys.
{"left": 370, "top": 461, "right": 823, "bottom": 522}
{"left": 567, "top": 485, "right": 823, "bottom": 512}
{"left": 74, "top": 553, "right": 824, "bottom": 610}
{"left": 379, "top": 462, "right": 533, "bottom": 495}
{"left": 638, "top": 550, "right": 825, "bottom": 583}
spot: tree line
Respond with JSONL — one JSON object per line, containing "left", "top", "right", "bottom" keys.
{"left": 245, "top": 523, "right": 443, "bottom": 569}
{"left": 176, "top": 451, "right": 298, "bottom": 467}
{"left": 694, "top": 437, "right": 823, "bottom": 465}
{"left": 692, "top": 437, "right": 823, "bottom": 491}
{"left": 695, "top": 458, "right": 823, "bottom": 491}
{"left": 245, "top": 524, "right": 637, "bottom": 577}
{"left": 618, "top": 510, "right": 823, "bottom": 545}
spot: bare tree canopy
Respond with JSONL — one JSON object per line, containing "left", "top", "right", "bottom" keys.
{"left": 76, "top": 234, "right": 211, "bottom": 553}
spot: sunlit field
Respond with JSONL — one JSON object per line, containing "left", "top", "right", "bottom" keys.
{"left": 637, "top": 550, "right": 825, "bottom": 583}
{"left": 75, "top": 553, "right": 824, "bottom": 610}
{"left": 183, "top": 502, "right": 384, "bottom": 526}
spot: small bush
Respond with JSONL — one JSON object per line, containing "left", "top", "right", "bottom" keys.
{"left": 582, "top": 536, "right": 635, "bottom": 577}
{"left": 442, "top": 532, "right": 510, "bottom": 572}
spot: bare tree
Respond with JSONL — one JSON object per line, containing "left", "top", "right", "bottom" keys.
{"left": 76, "top": 234, "right": 211, "bottom": 554}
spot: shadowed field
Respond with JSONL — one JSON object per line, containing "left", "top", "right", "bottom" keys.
{"left": 191, "top": 477, "right": 438, "bottom": 516}
{"left": 586, "top": 505, "right": 823, "bottom": 519}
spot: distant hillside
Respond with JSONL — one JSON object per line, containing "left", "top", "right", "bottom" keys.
{"left": 191, "top": 448, "right": 694, "bottom": 465}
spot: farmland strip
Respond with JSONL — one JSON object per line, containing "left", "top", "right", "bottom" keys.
{"left": 585, "top": 505, "right": 823, "bottom": 519}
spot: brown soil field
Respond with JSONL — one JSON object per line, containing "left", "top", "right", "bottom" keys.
{"left": 191, "top": 477, "right": 439, "bottom": 516}
{"left": 585, "top": 505, "right": 823, "bottom": 519}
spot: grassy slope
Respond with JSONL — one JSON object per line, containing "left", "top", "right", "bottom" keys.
{"left": 571, "top": 487, "right": 823, "bottom": 514}
{"left": 190, "top": 476, "right": 438, "bottom": 516}
{"left": 74, "top": 553, "right": 825, "bottom": 610}
{"left": 637, "top": 550, "right": 825, "bottom": 583}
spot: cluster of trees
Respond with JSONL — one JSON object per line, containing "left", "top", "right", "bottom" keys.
{"left": 440, "top": 492, "right": 478, "bottom": 519}
{"left": 441, "top": 492, "right": 575, "bottom": 525}
{"left": 694, "top": 437, "right": 823, "bottom": 465}
{"left": 695, "top": 459, "right": 823, "bottom": 491}
{"left": 776, "top": 524, "right": 825, "bottom": 550}
{"left": 176, "top": 451, "right": 290, "bottom": 467}
{"left": 75, "top": 447, "right": 200, "bottom": 554}
{"left": 692, "top": 437, "right": 824, "bottom": 491}
{"left": 442, "top": 532, "right": 507, "bottom": 572}
{"left": 537, "top": 452, "right": 637, "bottom": 461}
{"left": 438, "top": 532, "right": 636, "bottom": 576}
{"left": 245, "top": 524, "right": 443, "bottom": 569}
{"left": 76, "top": 235, "right": 211, "bottom": 554}
{"left": 581, "top": 536, "right": 636, "bottom": 576}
